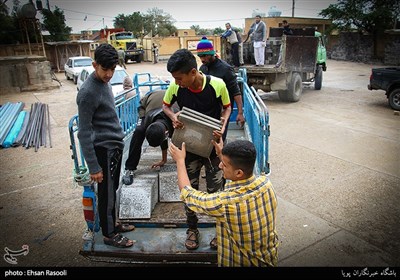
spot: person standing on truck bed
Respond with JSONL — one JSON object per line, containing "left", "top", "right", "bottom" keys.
{"left": 77, "top": 44, "right": 135, "bottom": 248}
{"left": 121, "top": 90, "right": 174, "bottom": 185}
{"left": 169, "top": 139, "right": 279, "bottom": 266}
{"left": 275, "top": 20, "right": 293, "bottom": 68}
{"left": 196, "top": 36, "right": 245, "bottom": 129}
{"left": 221, "top": 23, "right": 240, "bottom": 67}
{"left": 236, "top": 29, "right": 244, "bottom": 66}
{"left": 162, "top": 48, "right": 231, "bottom": 251}
{"left": 245, "top": 15, "right": 267, "bottom": 67}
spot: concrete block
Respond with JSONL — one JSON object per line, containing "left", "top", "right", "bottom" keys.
{"left": 172, "top": 107, "right": 221, "bottom": 158}
{"left": 159, "top": 164, "right": 181, "bottom": 202}
{"left": 119, "top": 174, "right": 158, "bottom": 219}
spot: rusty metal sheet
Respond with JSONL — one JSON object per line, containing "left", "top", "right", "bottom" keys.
{"left": 284, "top": 36, "right": 318, "bottom": 73}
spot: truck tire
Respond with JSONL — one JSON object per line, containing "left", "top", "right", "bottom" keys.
{"left": 65, "top": 72, "right": 70, "bottom": 80}
{"left": 388, "top": 88, "right": 400, "bottom": 110}
{"left": 314, "top": 65, "right": 323, "bottom": 90}
{"left": 73, "top": 75, "right": 78, "bottom": 84}
{"left": 279, "top": 72, "right": 302, "bottom": 102}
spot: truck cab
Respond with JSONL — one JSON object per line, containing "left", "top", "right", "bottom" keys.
{"left": 108, "top": 31, "right": 144, "bottom": 63}
{"left": 315, "top": 31, "right": 327, "bottom": 71}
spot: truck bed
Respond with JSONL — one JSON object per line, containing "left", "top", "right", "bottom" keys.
{"left": 240, "top": 36, "right": 318, "bottom": 74}
{"left": 79, "top": 126, "right": 246, "bottom": 264}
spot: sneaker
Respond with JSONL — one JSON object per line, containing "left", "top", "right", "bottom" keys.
{"left": 82, "top": 229, "right": 94, "bottom": 241}
{"left": 122, "top": 169, "right": 135, "bottom": 185}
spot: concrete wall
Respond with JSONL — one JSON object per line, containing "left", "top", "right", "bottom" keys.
{"left": 329, "top": 31, "right": 400, "bottom": 65}
{"left": 383, "top": 32, "right": 400, "bottom": 65}
{"left": 0, "top": 56, "right": 59, "bottom": 94}
{"left": 0, "top": 42, "right": 92, "bottom": 72}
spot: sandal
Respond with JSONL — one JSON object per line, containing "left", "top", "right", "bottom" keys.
{"left": 210, "top": 237, "right": 217, "bottom": 250}
{"left": 115, "top": 223, "right": 135, "bottom": 233}
{"left": 185, "top": 229, "right": 200, "bottom": 250}
{"left": 104, "top": 233, "right": 134, "bottom": 248}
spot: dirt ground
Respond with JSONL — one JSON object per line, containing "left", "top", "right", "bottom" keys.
{"left": 0, "top": 59, "right": 399, "bottom": 270}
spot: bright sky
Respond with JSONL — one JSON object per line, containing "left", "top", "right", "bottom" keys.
{"left": 9, "top": 0, "right": 338, "bottom": 33}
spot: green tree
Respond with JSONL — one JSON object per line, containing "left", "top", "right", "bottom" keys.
{"left": 41, "top": 6, "right": 71, "bottom": 41}
{"left": 190, "top": 25, "right": 213, "bottom": 36}
{"left": 114, "top": 12, "right": 143, "bottom": 37}
{"left": 319, "top": 0, "right": 400, "bottom": 56}
{"left": 213, "top": 27, "right": 225, "bottom": 35}
{"left": 142, "top": 7, "right": 177, "bottom": 37}
{"left": 190, "top": 24, "right": 200, "bottom": 34}
{"left": 114, "top": 8, "right": 177, "bottom": 37}
{"left": 0, "top": 0, "right": 21, "bottom": 44}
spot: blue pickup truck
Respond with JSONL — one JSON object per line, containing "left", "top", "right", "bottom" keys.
{"left": 69, "top": 70, "right": 270, "bottom": 265}
{"left": 368, "top": 67, "right": 400, "bottom": 110}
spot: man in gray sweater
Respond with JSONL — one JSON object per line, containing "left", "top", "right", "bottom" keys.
{"left": 77, "top": 44, "right": 134, "bottom": 248}
{"left": 246, "top": 15, "right": 267, "bottom": 66}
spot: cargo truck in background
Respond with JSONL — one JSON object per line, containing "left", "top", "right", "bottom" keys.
{"left": 223, "top": 27, "right": 327, "bottom": 102}
{"left": 100, "top": 28, "right": 144, "bottom": 63}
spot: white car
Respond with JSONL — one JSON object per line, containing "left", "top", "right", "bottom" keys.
{"left": 76, "top": 65, "right": 129, "bottom": 97}
{"left": 64, "top": 56, "right": 93, "bottom": 84}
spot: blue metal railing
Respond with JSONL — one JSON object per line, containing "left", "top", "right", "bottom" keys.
{"left": 115, "top": 89, "right": 140, "bottom": 136}
{"left": 237, "top": 68, "right": 270, "bottom": 175}
{"left": 69, "top": 71, "right": 269, "bottom": 176}
{"left": 132, "top": 73, "right": 169, "bottom": 97}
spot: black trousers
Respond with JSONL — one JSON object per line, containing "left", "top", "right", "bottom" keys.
{"left": 185, "top": 151, "right": 225, "bottom": 229}
{"left": 124, "top": 118, "right": 146, "bottom": 171}
{"left": 94, "top": 146, "right": 123, "bottom": 238}
{"left": 231, "top": 42, "right": 240, "bottom": 67}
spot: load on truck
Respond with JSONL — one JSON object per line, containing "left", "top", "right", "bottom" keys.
{"left": 223, "top": 27, "right": 327, "bottom": 102}
{"left": 69, "top": 72, "right": 270, "bottom": 265}
{"left": 108, "top": 31, "right": 144, "bottom": 63}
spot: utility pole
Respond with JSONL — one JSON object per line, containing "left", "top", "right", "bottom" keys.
{"left": 292, "top": 0, "right": 295, "bottom": 17}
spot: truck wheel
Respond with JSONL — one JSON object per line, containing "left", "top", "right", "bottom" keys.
{"left": 388, "top": 88, "right": 400, "bottom": 110}
{"left": 280, "top": 72, "right": 302, "bottom": 102}
{"left": 65, "top": 72, "right": 70, "bottom": 80}
{"left": 314, "top": 65, "right": 323, "bottom": 90}
{"left": 136, "top": 55, "right": 142, "bottom": 63}
{"left": 73, "top": 76, "right": 78, "bottom": 84}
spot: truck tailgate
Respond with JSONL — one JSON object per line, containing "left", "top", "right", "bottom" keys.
{"left": 285, "top": 36, "right": 318, "bottom": 73}
{"left": 80, "top": 224, "right": 217, "bottom": 265}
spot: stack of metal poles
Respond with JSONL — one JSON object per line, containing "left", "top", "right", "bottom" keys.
{"left": 21, "top": 102, "right": 52, "bottom": 151}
